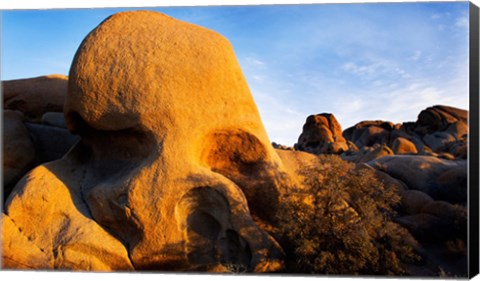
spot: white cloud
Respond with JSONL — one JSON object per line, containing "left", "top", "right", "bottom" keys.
{"left": 245, "top": 56, "right": 266, "bottom": 66}
{"left": 248, "top": 56, "right": 468, "bottom": 145}
{"left": 252, "top": 74, "right": 265, "bottom": 81}
{"left": 455, "top": 16, "right": 468, "bottom": 28}
{"left": 431, "top": 12, "right": 451, "bottom": 20}
{"left": 410, "top": 50, "right": 422, "bottom": 61}
{"left": 341, "top": 60, "right": 411, "bottom": 81}
{"left": 341, "top": 62, "right": 379, "bottom": 76}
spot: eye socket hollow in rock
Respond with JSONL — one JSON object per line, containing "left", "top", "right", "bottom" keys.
{"left": 200, "top": 130, "right": 268, "bottom": 174}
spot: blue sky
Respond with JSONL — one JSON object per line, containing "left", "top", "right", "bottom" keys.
{"left": 1, "top": 2, "right": 470, "bottom": 145}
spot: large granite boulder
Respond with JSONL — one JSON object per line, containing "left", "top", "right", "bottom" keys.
{"left": 3, "top": 11, "right": 297, "bottom": 272}
{"left": 342, "top": 120, "right": 394, "bottom": 149}
{"left": 414, "top": 105, "right": 467, "bottom": 135}
{"left": 3, "top": 75, "right": 67, "bottom": 121}
{"left": 295, "top": 113, "right": 348, "bottom": 154}
{"left": 2, "top": 110, "right": 36, "bottom": 196}
{"left": 368, "top": 155, "right": 467, "bottom": 204}
{"left": 392, "top": 137, "right": 418, "bottom": 155}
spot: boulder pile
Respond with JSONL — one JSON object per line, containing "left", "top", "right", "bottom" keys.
{"left": 294, "top": 105, "right": 468, "bottom": 276}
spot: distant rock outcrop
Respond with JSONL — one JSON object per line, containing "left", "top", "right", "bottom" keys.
{"left": 3, "top": 75, "right": 67, "bottom": 121}
{"left": 295, "top": 113, "right": 348, "bottom": 154}
{"left": 296, "top": 105, "right": 467, "bottom": 163}
{"left": 343, "top": 120, "right": 395, "bottom": 149}
{"left": 293, "top": 105, "right": 468, "bottom": 276}
{"left": 414, "top": 105, "right": 467, "bottom": 135}
{"left": 341, "top": 105, "right": 468, "bottom": 160}
{"left": 392, "top": 137, "right": 418, "bottom": 155}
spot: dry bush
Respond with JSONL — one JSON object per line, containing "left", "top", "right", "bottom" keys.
{"left": 277, "top": 154, "right": 418, "bottom": 275}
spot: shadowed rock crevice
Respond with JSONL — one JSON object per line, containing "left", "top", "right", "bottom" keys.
{"left": 176, "top": 187, "right": 252, "bottom": 271}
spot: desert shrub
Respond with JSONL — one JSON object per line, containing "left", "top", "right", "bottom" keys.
{"left": 277, "top": 154, "right": 418, "bottom": 275}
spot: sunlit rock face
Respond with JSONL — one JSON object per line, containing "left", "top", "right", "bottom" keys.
{"left": 339, "top": 105, "right": 468, "bottom": 160}
{"left": 3, "top": 75, "right": 67, "bottom": 121}
{"left": 414, "top": 105, "right": 468, "bottom": 158}
{"left": 295, "top": 113, "right": 349, "bottom": 154}
{"left": 343, "top": 120, "right": 394, "bottom": 150}
{"left": 2, "top": 10, "right": 299, "bottom": 272}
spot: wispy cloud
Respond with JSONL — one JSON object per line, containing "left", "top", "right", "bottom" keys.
{"left": 410, "top": 50, "right": 422, "bottom": 61}
{"left": 244, "top": 57, "right": 266, "bottom": 67}
{"left": 340, "top": 60, "right": 411, "bottom": 81}
{"left": 455, "top": 16, "right": 468, "bottom": 28}
{"left": 431, "top": 12, "right": 451, "bottom": 20}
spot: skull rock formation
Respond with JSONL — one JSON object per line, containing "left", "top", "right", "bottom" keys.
{"left": 295, "top": 113, "right": 348, "bottom": 154}
{"left": 3, "top": 10, "right": 295, "bottom": 272}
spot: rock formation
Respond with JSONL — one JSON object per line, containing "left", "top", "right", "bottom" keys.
{"left": 392, "top": 137, "right": 418, "bottom": 155}
{"left": 2, "top": 10, "right": 300, "bottom": 272}
{"left": 2, "top": 110, "right": 36, "bottom": 196}
{"left": 295, "top": 113, "right": 348, "bottom": 154}
{"left": 3, "top": 75, "right": 67, "bottom": 121}
{"left": 343, "top": 120, "right": 394, "bottom": 149}
{"left": 340, "top": 105, "right": 468, "bottom": 160}
{"left": 2, "top": 111, "right": 79, "bottom": 200}
{"left": 368, "top": 155, "right": 467, "bottom": 204}
{"left": 293, "top": 105, "right": 468, "bottom": 276}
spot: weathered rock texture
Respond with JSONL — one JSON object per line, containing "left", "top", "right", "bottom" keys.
{"left": 3, "top": 10, "right": 298, "bottom": 272}
{"left": 369, "top": 155, "right": 467, "bottom": 204}
{"left": 2, "top": 111, "right": 79, "bottom": 201}
{"left": 3, "top": 75, "right": 67, "bottom": 121}
{"left": 339, "top": 105, "right": 468, "bottom": 161}
{"left": 343, "top": 120, "right": 394, "bottom": 149}
{"left": 293, "top": 106, "right": 468, "bottom": 276}
{"left": 295, "top": 113, "right": 348, "bottom": 154}
{"left": 2, "top": 110, "right": 36, "bottom": 196}
{"left": 295, "top": 106, "right": 468, "bottom": 178}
